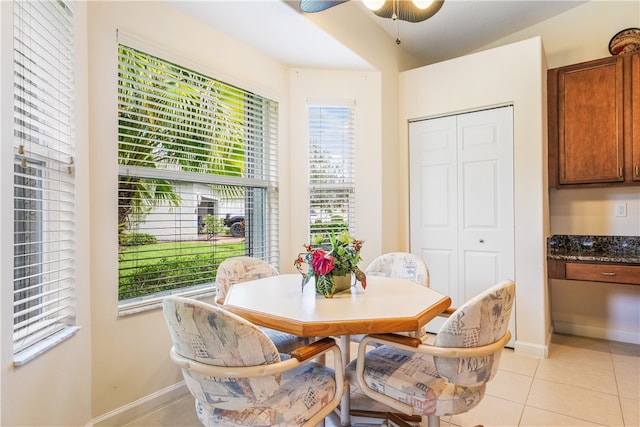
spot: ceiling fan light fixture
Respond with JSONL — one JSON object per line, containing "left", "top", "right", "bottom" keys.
{"left": 372, "top": 0, "right": 444, "bottom": 22}
{"left": 363, "top": 0, "right": 386, "bottom": 11}
{"left": 299, "top": 0, "right": 444, "bottom": 23}
{"left": 412, "top": 0, "right": 435, "bottom": 10}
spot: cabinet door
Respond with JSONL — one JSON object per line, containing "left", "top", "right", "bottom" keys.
{"left": 632, "top": 53, "right": 640, "bottom": 181}
{"left": 558, "top": 56, "right": 624, "bottom": 184}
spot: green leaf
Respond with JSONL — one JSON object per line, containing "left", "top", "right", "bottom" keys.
{"left": 315, "top": 275, "right": 335, "bottom": 298}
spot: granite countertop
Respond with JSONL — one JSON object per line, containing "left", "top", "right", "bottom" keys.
{"left": 547, "top": 235, "right": 640, "bottom": 264}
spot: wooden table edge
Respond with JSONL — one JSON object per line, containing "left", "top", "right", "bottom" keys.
{"left": 224, "top": 295, "right": 452, "bottom": 338}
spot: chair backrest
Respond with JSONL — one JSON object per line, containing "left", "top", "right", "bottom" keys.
{"left": 433, "top": 280, "right": 515, "bottom": 387}
{"left": 365, "top": 252, "right": 430, "bottom": 287}
{"left": 215, "top": 256, "right": 279, "bottom": 303}
{"left": 162, "top": 296, "right": 282, "bottom": 408}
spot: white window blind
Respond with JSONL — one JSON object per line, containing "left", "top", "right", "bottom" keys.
{"left": 308, "top": 104, "right": 356, "bottom": 238}
{"left": 12, "top": 0, "right": 77, "bottom": 363}
{"left": 117, "top": 44, "right": 279, "bottom": 307}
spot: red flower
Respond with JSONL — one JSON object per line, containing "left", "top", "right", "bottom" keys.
{"left": 311, "top": 250, "right": 335, "bottom": 275}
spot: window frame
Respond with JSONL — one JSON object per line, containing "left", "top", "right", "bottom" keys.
{"left": 11, "top": 0, "right": 79, "bottom": 365}
{"left": 307, "top": 102, "right": 357, "bottom": 239}
{"left": 116, "top": 41, "right": 280, "bottom": 314}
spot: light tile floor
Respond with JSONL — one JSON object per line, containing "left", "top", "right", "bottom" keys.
{"left": 124, "top": 334, "right": 639, "bottom": 427}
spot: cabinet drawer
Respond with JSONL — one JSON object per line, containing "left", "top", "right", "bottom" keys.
{"left": 565, "top": 263, "right": 640, "bottom": 285}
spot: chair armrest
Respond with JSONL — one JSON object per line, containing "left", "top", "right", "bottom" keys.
{"left": 367, "top": 333, "right": 422, "bottom": 348}
{"left": 290, "top": 337, "right": 336, "bottom": 362}
{"left": 438, "top": 307, "right": 456, "bottom": 317}
{"left": 361, "top": 330, "right": 511, "bottom": 359}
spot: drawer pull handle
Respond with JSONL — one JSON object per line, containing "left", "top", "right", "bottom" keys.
{"left": 600, "top": 272, "right": 616, "bottom": 276}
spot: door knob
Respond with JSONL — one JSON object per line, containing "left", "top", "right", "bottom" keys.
{"left": 479, "top": 239, "right": 485, "bottom": 243}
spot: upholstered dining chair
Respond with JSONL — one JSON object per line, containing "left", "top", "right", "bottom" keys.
{"left": 346, "top": 280, "right": 515, "bottom": 427}
{"left": 364, "top": 252, "right": 430, "bottom": 287}
{"left": 215, "top": 256, "right": 280, "bottom": 304}
{"left": 162, "top": 296, "right": 344, "bottom": 427}
{"left": 351, "top": 252, "right": 431, "bottom": 343}
{"left": 215, "top": 256, "right": 312, "bottom": 354}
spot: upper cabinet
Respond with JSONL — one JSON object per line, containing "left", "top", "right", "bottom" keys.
{"left": 548, "top": 52, "right": 639, "bottom": 188}
{"left": 632, "top": 53, "right": 640, "bottom": 183}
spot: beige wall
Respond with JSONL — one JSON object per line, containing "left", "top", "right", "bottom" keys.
{"left": 479, "top": 0, "right": 640, "bottom": 69}
{"left": 480, "top": 0, "right": 640, "bottom": 344}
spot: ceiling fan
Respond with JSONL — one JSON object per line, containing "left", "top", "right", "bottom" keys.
{"left": 299, "top": 0, "right": 445, "bottom": 23}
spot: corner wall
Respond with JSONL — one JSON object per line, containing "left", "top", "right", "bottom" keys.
{"left": 400, "top": 37, "right": 550, "bottom": 357}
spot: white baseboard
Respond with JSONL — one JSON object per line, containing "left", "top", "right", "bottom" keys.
{"left": 89, "top": 382, "right": 188, "bottom": 427}
{"left": 513, "top": 339, "right": 549, "bottom": 358}
{"left": 553, "top": 321, "right": 640, "bottom": 345}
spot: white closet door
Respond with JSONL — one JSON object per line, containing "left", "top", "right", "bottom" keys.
{"left": 410, "top": 106, "right": 515, "bottom": 338}
{"left": 409, "top": 115, "right": 459, "bottom": 304}
{"left": 457, "top": 107, "right": 514, "bottom": 303}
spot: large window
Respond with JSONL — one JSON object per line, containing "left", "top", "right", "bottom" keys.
{"left": 307, "top": 104, "right": 356, "bottom": 238}
{"left": 12, "top": 0, "right": 77, "bottom": 364}
{"left": 117, "top": 44, "right": 279, "bottom": 309}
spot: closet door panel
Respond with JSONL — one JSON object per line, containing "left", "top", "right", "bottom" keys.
{"left": 457, "top": 107, "right": 514, "bottom": 303}
{"left": 409, "top": 115, "right": 459, "bottom": 304}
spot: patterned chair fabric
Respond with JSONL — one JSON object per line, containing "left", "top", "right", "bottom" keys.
{"left": 346, "top": 280, "right": 515, "bottom": 422}
{"left": 163, "top": 296, "right": 342, "bottom": 427}
{"left": 215, "top": 256, "right": 312, "bottom": 354}
{"left": 215, "top": 256, "right": 279, "bottom": 303}
{"left": 364, "top": 252, "right": 430, "bottom": 287}
{"left": 353, "top": 252, "right": 431, "bottom": 343}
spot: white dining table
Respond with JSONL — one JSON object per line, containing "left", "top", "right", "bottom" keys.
{"left": 223, "top": 273, "right": 451, "bottom": 426}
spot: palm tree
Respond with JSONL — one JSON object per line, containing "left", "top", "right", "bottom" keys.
{"left": 117, "top": 45, "right": 247, "bottom": 232}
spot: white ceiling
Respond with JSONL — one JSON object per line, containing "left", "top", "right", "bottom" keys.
{"left": 166, "top": 0, "right": 588, "bottom": 69}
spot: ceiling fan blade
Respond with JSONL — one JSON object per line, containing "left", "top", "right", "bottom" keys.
{"left": 373, "top": 0, "right": 445, "bottom": 23}
{"left": 299, "top": 0, "right": 350, "bottom": 13}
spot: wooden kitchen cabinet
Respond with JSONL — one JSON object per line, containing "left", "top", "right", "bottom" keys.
{"left": 632, "top": 53, "right": 640, "bottom": 182}
{"left": 548, "top": 52, "right": 639, "bottom": 187}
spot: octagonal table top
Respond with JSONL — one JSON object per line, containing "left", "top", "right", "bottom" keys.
{"left": 223, "top": 273, "right": 451, "bottom": 337}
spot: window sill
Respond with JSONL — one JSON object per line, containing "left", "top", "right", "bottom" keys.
{"left": 118, "top": 285, "right": 216, "bottom": 317}
{"left": 13, "top": 326, "right": 81, "bottom": 367}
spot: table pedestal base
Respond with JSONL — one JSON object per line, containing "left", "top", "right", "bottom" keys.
{"left": 339, "top": 335, "right": 351, "bottom": 426}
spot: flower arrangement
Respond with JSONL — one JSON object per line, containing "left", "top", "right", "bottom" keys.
{"left": 294, "top": 231, "right": 366, "bottom": 298}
